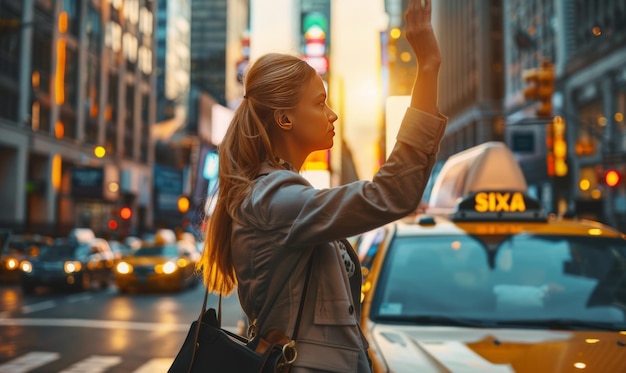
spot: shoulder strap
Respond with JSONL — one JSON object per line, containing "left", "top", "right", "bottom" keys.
{"left": 195, "top": 249, "right": 315, "bottom": 338}
{"left": 290, "top": 251, "right": 314, "bottom": 340}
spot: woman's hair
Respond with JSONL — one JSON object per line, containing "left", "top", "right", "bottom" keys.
{"left": 199, "top": 53, "right": 317, "bottom": 294}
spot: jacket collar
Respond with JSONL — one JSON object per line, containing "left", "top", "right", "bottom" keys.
{"left": 257, "top": 158, "right": 295, "bottom": 177}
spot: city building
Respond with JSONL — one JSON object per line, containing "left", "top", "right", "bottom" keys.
{"left": 151, "top": 0, "right": 192, "bottom": 229}
{"left": 185, "top": 0, "right": 247, "bottom": 230}
{"left": 155, "top": 0, "right": 190, "bottom": 124}
{"left": 502, "top": 0, "right": 626, "bottom": 231}
{"left": 433, "top": 0, "right": 506, "bottom": 161}
{"left": 503, "top": 0, "right": 559, "bottom": 211}
{"left": 558, "top": 0, "right": 626, "bottom": 230}
{"left": 189, "top": 0, "right": 228, "bottom": 107}
{"left": 432, "top": 0, "right": 626, "bottom": 232}
{"left": 0, "top": 0, "right": 157, "bottom": 237}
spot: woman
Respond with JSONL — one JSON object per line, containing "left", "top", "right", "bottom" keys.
{"left": 199, "top": 0, "right": 445, "bottom": 371}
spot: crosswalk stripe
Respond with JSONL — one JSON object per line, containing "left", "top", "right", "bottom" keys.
{"left": 133, "top": 358, "right": 175, "bottom": 373}
{"left": 0, "top": 353, "right": 177, "bottom": 373}
{"left": 21, "top": 301, "right": 57, "bottom": 314}
{"left": 0, "top": 351, "right": 60, "bottom": 373}
{"left": 59, "top": 355, "right": 122, "bottom": 373}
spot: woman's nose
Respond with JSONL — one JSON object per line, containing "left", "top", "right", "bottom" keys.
{"left": 328, "top": 108, "right": 338, "bottom": 122}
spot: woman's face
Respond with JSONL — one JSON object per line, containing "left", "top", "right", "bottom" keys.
{"left": 286, "top": 74, "right": 338, "bottom": 153}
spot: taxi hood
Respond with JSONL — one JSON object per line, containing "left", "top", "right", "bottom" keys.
{"left": 123, "top": 256, "right": 174, "bottom": 266}
{"left": 369, "top": 324, "right": 626, "bottom": 373}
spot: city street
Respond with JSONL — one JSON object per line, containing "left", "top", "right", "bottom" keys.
{"left": 0, "top": 283, "right": 244, "bottom": 373}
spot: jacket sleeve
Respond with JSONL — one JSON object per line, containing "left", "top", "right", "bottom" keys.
{"left": 244, "top": 107, "right": 447, "bottom": 248}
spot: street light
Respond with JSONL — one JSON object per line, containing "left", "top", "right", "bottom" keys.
{"left": 94, "top": 146, "right": 106, "bottom": 158}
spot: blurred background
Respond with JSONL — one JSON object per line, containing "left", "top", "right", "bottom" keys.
{"left": 0, "top": 0, "right": 625, "bottom": 241}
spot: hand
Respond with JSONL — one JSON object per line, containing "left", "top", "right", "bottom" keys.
{"left": 405, "top": 0, "right": 441, "bottom": 71}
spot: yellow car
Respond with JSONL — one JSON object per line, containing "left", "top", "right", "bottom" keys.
{"left": 360, "top": 142, "right": 626, "bottom": 373}
{"left": 114, "top": 241, "right": 200, "bottom": 293}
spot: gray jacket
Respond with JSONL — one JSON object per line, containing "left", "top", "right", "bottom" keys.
{"left": 231, "top": 107, "right": 447, "bottom": 372}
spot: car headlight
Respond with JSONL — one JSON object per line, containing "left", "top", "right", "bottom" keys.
{"left": 116, "top": 261, "right": 133, "bottom": 274}
{"left": 6, "top": 257, "right": 19, "bottom": 270}
{"left": 64, "top": 261, "right": 82, "bottom": 273}
{"left": 156, "top": 261, "right": 178, "bottom": 275}
{"left": 20, "top": 260, "right": 32, "bottom": 273}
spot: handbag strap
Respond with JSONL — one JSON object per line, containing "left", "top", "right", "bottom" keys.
{"left": 226, "top": 250, "right": 314, "bottom": 340}
{"left": 289, "top": 252, "right": 313, "bottom": 341}
{"left": 192, "top": 248, "right": 315, "bottom": 339}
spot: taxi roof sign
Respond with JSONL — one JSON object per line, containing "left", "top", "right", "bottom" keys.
{"left": 452, "top": 190, "right": 547, "bottom": 222}
{"left": 428, "top": 142, "right": 529, "bottom": 215}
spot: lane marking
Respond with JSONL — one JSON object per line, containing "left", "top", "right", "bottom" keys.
{"left": 0, "top": 318, "right": 238, "bottom": 334}
{"left": 133, "top": 358, "right": 174, "bottom": 373}
{"left": 21, "top": 301, "right": 56, "bottom": 314}
{"left": 0, "top": 351, "right": 60, "bottom": 373}
{"left": 0, "top": 318, "right": 189, "bottom": 332}
{"left": 59, "top": 355, "right": 122, "bottom": 373}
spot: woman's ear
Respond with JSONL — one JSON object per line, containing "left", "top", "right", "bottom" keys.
{"left": 274, "top": 110, "right": 293, "bottom": 130}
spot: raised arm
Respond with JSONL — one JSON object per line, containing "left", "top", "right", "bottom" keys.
{"left": 405, "top": 0, "right": 442, "bottom": 115}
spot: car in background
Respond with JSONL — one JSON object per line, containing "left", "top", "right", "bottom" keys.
{"left": 360, "top": 142, "right": 626, "bottom": 372}
{"left": 114, "top": 240, "right": 200, "bottom": 293}
{"left": 109, "top": 240, "right": 135, "bottom": 262}
{"left": 124, "top": 236, "right": 143, "bottom": 251}
{"left": 19, "top": 237, "right": 115, "bottom": 293}
{"left": 0, "top": 233, "right": 54, "bottom": 284}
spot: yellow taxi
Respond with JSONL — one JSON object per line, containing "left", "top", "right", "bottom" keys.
{"left": 360, "top": 141, "right": 626, "bottom": 373}
{"left": 114, "top": 230, "right": 200, "bottom": 293}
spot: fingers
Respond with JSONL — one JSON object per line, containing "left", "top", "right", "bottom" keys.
{"left": 405, "top": 0, "right": 431, "bottom": 24}
{"left": 403, "top": 0, "right": 441, "bottom": 70}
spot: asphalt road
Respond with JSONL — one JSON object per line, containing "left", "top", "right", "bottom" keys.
{"left": 0, "top": 283, "right": 244, "bottom": 373}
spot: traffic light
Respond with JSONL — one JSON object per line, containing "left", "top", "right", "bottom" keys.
{"left": 108, "top": 220, "right": 118, "bottom": 230}
{"left": 605, "top": 169, "right": 621, "bottom": 188}
{"left": 523, "top": 60, "right": 555, "bottom": 118}
{"left": 120, "top": 206, "right": 132, "bottom": 220}
{"left": 552, "top": 116, "right": 567, "bottom": 177}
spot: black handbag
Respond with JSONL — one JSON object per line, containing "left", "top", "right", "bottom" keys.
{"left": 168, "top": 255, "right": 314, "bottom": 373}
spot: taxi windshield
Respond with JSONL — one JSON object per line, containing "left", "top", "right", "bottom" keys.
{"left": 134, "top": 245, "right": 178, "bottom": 257}
{"left": 371, "top": 234, "right": 626, "bottom": 329}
